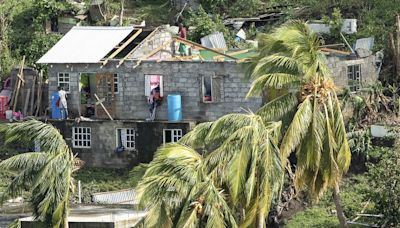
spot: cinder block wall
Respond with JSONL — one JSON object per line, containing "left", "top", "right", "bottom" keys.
{"left": 326, "top": 55, "right": 378, "bottom": 87}
{"left": 47, "top": 61, "right": 263, "bottom": 121}
{"left": 50, "top": 120, "right": 192, "bottom": 167}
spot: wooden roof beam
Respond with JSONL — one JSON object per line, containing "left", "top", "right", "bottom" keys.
{"left": 173, "top": 37, "right": 238, "bottom": 60}
{"left": 102, "top": 29, "right": 142, "bottom": 66}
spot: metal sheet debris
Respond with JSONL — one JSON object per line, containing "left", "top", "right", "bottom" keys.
{"left": 200, "top": 32, "right": 227, "bottom": 50}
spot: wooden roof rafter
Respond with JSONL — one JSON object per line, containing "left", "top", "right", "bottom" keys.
{"left": 117, "top": 27, "right": 160, "bottom": 67}
{"left": 101, "top": 28, "right": 143, "bottom": 66}
{"left": 172, "top": 37, "right": 238, "bottom": 60}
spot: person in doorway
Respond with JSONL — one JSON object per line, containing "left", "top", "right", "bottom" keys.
{"left": 178, "top": 23, "right": 187, "bottom": 56}
{"left": 147, "top": 85, "right": 162, "bottom": 121}
{"left": 58, "top": 86, "right": 68, "bottom": 120}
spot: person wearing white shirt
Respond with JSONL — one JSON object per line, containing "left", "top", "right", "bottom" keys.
{"left": 58, "top": 86, "right": 68, "bottom": 119}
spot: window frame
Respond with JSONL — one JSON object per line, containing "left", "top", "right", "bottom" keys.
{"left": 347, "top": 64, "right": 362, "bottom": 92}
{"left": 145, "top": 74, "right": 164, "bottom": 97}
{"left": 202, "top": 75, "right": 214, "bottom": 103}
{"left": 57, "top": 72, "right": 71, "bottom": 93}
{"left": 106, "top": 73, "right": 119, "bottom": 94}
{"left": 163, "top": 129, "right": 183, "bottom": 145}
{"left": 116, "top": 128, "right": 136, "bottom": 150}
{"left": 72, "top": 127, "right": 91, "bottom": 148}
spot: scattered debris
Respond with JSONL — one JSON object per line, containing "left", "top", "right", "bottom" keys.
{"left": 200, "top": 32, "right": 227, "bottom": 50}
{"left": 92, "top": 189, "right": 137, "bottom": 205}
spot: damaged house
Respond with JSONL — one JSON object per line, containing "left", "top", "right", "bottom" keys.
{"left": 37, "top": 25, "right": 380, "bottom": 168}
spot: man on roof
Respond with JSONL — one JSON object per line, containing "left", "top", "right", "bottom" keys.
{"left": 178, "top": 23, "right": 187, "bottom": 56}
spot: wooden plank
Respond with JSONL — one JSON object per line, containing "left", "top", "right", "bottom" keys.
{"left": 143, "top": 39, "right": 173, "bottom": 60}
{"left": 23, "top": 88, "right": 30, "bottom": 116}
{"left": 29, "top": 76, "right": 36, "bottom": 115}
{"left": 35, "top": 71, "right": 43, "bottom": 116}
{"left": 173, "top": 37, "right": 238, "bottom": 60}
{"left": 94, "top": 94, "right": 113, "bottom": 120}
{"left": 213, "top": 49, "right": 249, "bottom": 60}
{"left": 102, "top": 29, "right": 143, "bottom": 65}
{"left": 319, "top": 47, "right": 351, "bottom": 55}
{"left": 118, "top": 27, "right": 160, "bottom": 66}
{"left": 12, "top": 56, "right": 25, "bottom": 113}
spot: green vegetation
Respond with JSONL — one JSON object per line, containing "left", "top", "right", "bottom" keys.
{"left": 74, "top": 168, "right": 132, "bottom": 203}
{"left": 286, "top": 207, "right": 339, "bottom": 228}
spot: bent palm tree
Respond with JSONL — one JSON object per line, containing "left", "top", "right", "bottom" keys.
{"left": 247, "top": 21, "right": 351, "bottom": 227}
{"left": 136, "top": 113, "right": 283, "bottom": 228}
{"left": 0, "top": 120, "right": 80, "bottom": 228}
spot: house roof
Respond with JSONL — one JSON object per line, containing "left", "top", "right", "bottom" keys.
{"left": 37, "top": 26, "right": 135, "bottom": 64}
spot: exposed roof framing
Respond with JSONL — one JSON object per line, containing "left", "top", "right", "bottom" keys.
{"left": 144, "top": 40, "right": 174, "bottom": 59}
{"left": 117, "top": 27, "right": 160, "bottom": 67}
{"left": 172, "top": 37, "right": 238, "bottom": 60}
{"left": 102, "top": 29, "right": 143, "bottom": 66}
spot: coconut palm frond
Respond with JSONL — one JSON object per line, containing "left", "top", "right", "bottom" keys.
{"left": 0, "top": 120, "right": 67, "bottom": 153}
{"left": 0, "top": 120, "right": 77, "bottom": 227}
{"left": 280, "top": 96, "right": 313, "bottom": 159}
{"left": 256, "top": 93, "right": 298, "bottom": 122}
{"left": 144, "top": 201, "right": 173, "bottom": 228}
{"left": 179, "top": 122, "right": 213, "bottom": 149}
{"left": 247, "top": 73, "right": 301, "bottom": 97}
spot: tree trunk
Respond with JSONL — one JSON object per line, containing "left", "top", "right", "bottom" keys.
{"left": 390, "top": 15, "right": 400, "bottom": 83}
{"left": 119, "top": 0, "right": 125, "bottom": 26}
{"left": 256, "top": 213, "right": 265, "bottom": 228}
{"left": 332, "top": 184, "right": 348, "bottom": 228}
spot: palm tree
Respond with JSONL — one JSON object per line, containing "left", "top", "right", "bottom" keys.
{"left": 246, "top": 21, "right": 351, "bottom": 227}
{"left": 135, "top": 113, "right": 283, "bottom": 227}
{"left": 0, "top": 120, "right": 80, "bottom": 228}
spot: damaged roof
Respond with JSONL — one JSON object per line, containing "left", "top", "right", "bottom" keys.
{"left": 37, "top": 26, "right": 135, "bottom": 64}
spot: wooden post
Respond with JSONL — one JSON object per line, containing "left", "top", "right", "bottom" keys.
{"left": 29, "top": 75, "right": 36, "bottom": 115}
{"left": 12, "top": 56, "right": 25, "bottom": 113}
{"left": 35, "top": 70, "right": 43, "bottom": 116}
{"left": 94, "top": 93, "right": 114, "bottom": 120}
{"left": 23, "top": 88, "right": 30, "bottom": 116}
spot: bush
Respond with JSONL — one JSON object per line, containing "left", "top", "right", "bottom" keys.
{"left": 367, "top": 148, "right": 400, "bottom": 226}
{"left": 285, "top": 207, "right": 339, "bottom": 228}
{"left": 185, "top": 6, "right": 234, "bottom": 46}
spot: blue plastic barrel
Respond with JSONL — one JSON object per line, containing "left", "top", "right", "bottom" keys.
{"left": 51, "top": 91, "right": 62, "bottom": 119}
{"left": 167, "top": 94, "right": 182, "bottom": 121}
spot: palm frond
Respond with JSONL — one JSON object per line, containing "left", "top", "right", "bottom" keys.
{"left": 280, "top": 96, "right": 313, "bottom": 159}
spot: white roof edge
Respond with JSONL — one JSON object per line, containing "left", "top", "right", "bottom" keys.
{"left": 37, "top": 26, "right": 135, "bottom": 64}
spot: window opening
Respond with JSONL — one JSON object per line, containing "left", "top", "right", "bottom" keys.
{"left": 145, "top": 75, "right": 163, "bottom": 121}
{"left": 202, "top": 75, "right": 212, "bottom": 102}
{"left": 72, "top": 127, "right": 91, "bottom": 148}
{"left": 58, "top": 73, "right": 70, "bottom": 92}
{"left": 347, "top": 65, "right": 361, "bottom": 91}
{"left": 163, "top": 129, "right": 183, "bottom": 145}
{"left": 116, "top": 128, "right": 136, "bottom": 150}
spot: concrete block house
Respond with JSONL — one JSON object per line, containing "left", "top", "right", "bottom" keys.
{"left": 38, "top": 25, "right": 379, "bottom": 168}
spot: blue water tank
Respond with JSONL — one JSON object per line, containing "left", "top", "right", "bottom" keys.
{"left": 167, "top": 94, "right": 182, "bottom": 121}
{"left": 51, "top": 91, "right": 62, "bottom": 119}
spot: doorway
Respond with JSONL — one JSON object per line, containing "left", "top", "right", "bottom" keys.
{"left": 79, "top": 73, "right": 96, "bottom": 117}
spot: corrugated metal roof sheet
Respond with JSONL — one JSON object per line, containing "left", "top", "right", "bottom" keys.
{"left": 355, "top": 37, "right": 374, "bottom": 50}
{"left": 37, "top": 26, "right": 134, "bottom": 64}
{"left": 200, "top": 32, "right": 227, "bottom": 50}
{"left": 92, "top": 189, "right": 137, "bottom": 205}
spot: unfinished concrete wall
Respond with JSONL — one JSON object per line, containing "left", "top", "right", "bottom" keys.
{"left": 128, "top": 28, "right": 173, "bottom": 60}
{"left": 50, "top": 120, "right": 192, "bottom": 167}
{"left": 47, "top": 61, "right": 262, "bottom": 121}
{"left": 326, "top": 54, "right": 378, "bottom": 87}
